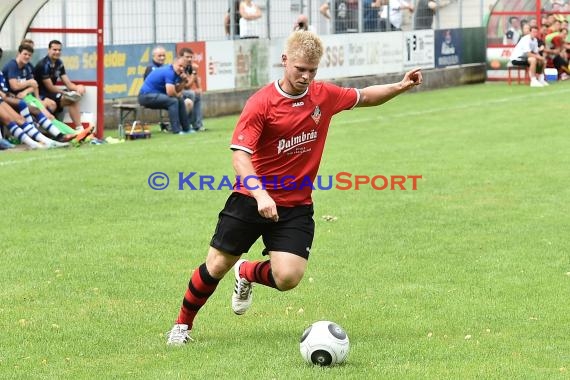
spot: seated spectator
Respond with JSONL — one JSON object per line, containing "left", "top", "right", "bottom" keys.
{"left": 239, "top": 0, "right": 262, "bottom": 38}
{"left": 547, "top": 27, "right": 570, "bottom": 78}
{"left": 0, "top": 48, "right": 83, "bottom": 144}
{"left": 510, "top": 26, "right": 549, "bottom": 87}
{"left": 138, "top": 57, "right": 192, "bottom": 135}
{"left": 144, "top": 45, "right": 167, "bottom": 80}
{"left": 320, "top": 0, "right": 359, "bottom": 33}
{"left": 33, "top": 40, "right": 87, "bottom": 132}
{"left": 224, "top": 0, "right": 241, "bottom": 39}
{"left": 2, "top": 44, "right": 57, "bottom": 114}
{"left": 178, "top": 47, "right": 206, "bottom": 132}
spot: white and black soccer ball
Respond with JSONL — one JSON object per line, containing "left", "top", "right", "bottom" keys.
{"left": 299, "top": 320, "right": 350, "bottom": 366}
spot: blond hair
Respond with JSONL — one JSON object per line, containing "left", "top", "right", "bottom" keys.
{"left": 285, "top": 31, "right": 323, "bottom": 64}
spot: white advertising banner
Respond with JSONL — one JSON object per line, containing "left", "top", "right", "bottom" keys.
{"left": 205, "top": 41, "right": 236, "bottom": 91}
{"left": 403, "top": 30, "right": 435, "bottom": 70}
{"left": 317, "top": 33, "right": 406, "bottom": 79}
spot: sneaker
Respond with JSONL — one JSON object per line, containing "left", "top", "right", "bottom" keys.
{"left": 0, "top": 138, "right": 15, "bottom": 150}
{"left": 539, "top": 79, "right": 549, "bottom": 86}
{"left": 72, "top": 126, "right": 94, "bottom": 143}
{"left": 63, "top": 91, "right": 82, "bottom": 102}
{"left": 195, "top": 126, "right": 207, "bottom": 132}
{"left": 231, "top": 259, "right": 253, "bottom": 315}
{"left": 166, "top": 323, "right": 192, "bottom": 346}
{"left": 530, "top": 79, "right": 543, "bottom": 87}
{"left": 48, "top": 140, "right": 69, "bottom": 148}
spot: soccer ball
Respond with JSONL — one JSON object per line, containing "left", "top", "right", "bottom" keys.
{"left": 299, "top": 320, "right": 350, "bottom": 366}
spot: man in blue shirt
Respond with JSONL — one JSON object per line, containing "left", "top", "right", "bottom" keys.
{"left": 138, "top": 57, "right": 191, "bottom": 134}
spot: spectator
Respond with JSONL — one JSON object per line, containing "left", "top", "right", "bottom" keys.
{"left": 178, "top": 47, "right": 206, "bottom": 133}
{"left": 224, "top": 0, "right": 241, "bottom": 39}
{"left": 414, "top": 0, "right": 454, "bottom": 30}
{"left": 143, "top": 45, "right": 167, "bottom": 80}
{"left": 0, "top": 68, "right": 79, "bottom": 145}
{"left": 320, "top": 0, "right": 359, "bottom": 33}
{"left": 503, "top": 16, "right": 522, "bottom": 45}
{"left": 380, "top": 0, "right": 414, "bottom": 31}
{"left": 510, "top": 26, "right": 549, "bottom": 87}
{"left": 138, "top": 57, "right": 192, "bottom": 135}
{"left": 293, "top": 14, "right": 315, "bottom": 32}
{"left": 546, "top": 27, "right": 570, "bottom": 78}
{"left": 521, "top": 22, "right": 531, "bottom": 37}
{"left": 363, "top": 0, "right": 385, "bottom": 32}
{"left": 33, "top": 40, "right": 86, "bottom": 132}
{"left": 2, "top": 44, "right": 57, "bottom": 114}
{"left": 239, "top": 0, "right": 262, "bottom": 39}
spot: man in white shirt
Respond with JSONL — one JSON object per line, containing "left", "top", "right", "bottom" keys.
{"left": 510, "top": 25, "right": 548, "bottom": 87}
{"left": 380, "top": 0, "right": 414, "bottom": 31}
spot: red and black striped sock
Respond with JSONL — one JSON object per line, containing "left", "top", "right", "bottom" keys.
{"left": 239, "top": 260, "right": 278, "bottom": 289}
{"left": 176, "top": 263, "right": 220, "bottom": 329}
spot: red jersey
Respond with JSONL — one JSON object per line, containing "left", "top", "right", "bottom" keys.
{"left": 230, "top": 80, "right": 359, "bottom": 206}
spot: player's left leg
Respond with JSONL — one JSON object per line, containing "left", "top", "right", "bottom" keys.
{"left": 232, "top": 206, "right": 314, "bottom": 314}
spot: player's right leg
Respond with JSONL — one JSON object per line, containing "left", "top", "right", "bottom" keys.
{"left": 167, "top": 247, "right": 239, "bottom": 346}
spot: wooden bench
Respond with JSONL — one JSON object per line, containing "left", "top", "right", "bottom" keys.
{"left": 112, "top": 103, "right": 169, "bottom": 137}
{"left": 112, "top": 103, "right": 141, "bottom": 137}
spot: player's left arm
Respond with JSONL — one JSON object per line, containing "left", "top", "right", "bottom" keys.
{"left": 356, "top": 67, "right": 422, "bottom": 107}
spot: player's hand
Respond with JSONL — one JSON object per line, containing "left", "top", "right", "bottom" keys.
{"left": 403, "top": 68, "right": 422, "bottom": 90}
{"left": 27, "top": 79, "right": 38, "bottom": 89}
{"left": 255, "top": 193, "right": 279, "bottom": 222}
{"left": 76, "top": 84, "right": 86, "bottom": 95}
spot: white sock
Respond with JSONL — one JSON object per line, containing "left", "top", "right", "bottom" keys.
{"left": 19, "top": 104, "right": 35, "bottom": 124}
{"left": 23, "top": 122, "right": 67, "bottom": 147}
{"left": 37, "top": 113, "right": 63, "bottom": 138}
{"left": 8, "top": 122, "right": 41, "bottom": 149}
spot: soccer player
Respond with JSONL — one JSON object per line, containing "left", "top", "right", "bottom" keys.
{"left": 166, "top": 31, "right": 422, "bottom": 345}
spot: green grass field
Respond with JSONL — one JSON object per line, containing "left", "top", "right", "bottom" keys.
{"left": 1, "top": 82, "right": 569, "bottom": 379}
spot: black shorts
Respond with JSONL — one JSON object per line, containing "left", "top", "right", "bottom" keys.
{"left": 42, "top": 92, "right": 64, "bottom": 113}
{"left": 511, "top": 56, "right": 530, "bottom": 67}
{"left": 210, "top": 192, "right": 315, "bottom": 259}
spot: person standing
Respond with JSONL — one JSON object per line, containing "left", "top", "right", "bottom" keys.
{"left": 414, "top": 0, "right": 454, "bottom": 30}
{"left": 239, "top": 0, "right": 262, "bottom": 39}
{"left": 166, "top": 31, "right": 422, "bottom": 345}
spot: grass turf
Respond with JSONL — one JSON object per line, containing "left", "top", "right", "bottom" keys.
{"left": 1, "top": 82, "right": 569, "bottom": 379}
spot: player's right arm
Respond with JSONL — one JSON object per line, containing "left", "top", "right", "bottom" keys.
{"left": 232, "top": 149, "right": 279, "bottom": 222}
